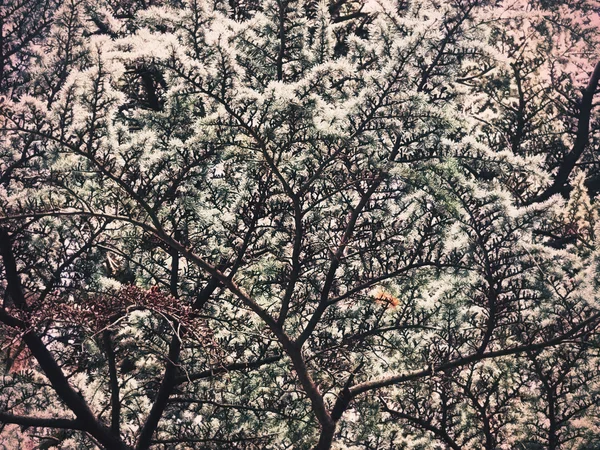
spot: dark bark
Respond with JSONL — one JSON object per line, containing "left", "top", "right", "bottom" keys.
{"left": 134, "top": 245, "right": 182, "bottom": 450}
{"left": 192, "top": 275, "right": 220, "bottom": 309}
{"left": 139, "top": 69, "right": 162, "bottom": 111}
{"left": 347, "top": 310, "right": 600, "bottom": 397}
{"left": 134, "top": 334, "right": 181, "bottom": 450}
{"left": 276, "top": 0, "right": 286, "bottom": 82}
{"left": 548, "top": 388, "right": 558, "bottom": 450}
{"left": 511, "top": 63, "right": 527, "bottom": 155}
{"left": 313, "top": 423, "right": 336, "bottom": 450}
{"left": 0, "top": 228, "right": 129, "bottom": 450}
{"left": 0, "top": 228, "right": 26, "bottom": 308}
{"left": 531, "top": 61, "right": 600, "bottom": 203}
{"left": 102, "top": 330, "right": 121, "bottom": 435}
{"left": 0, "top": 412, "right": 85, "bottom": 430}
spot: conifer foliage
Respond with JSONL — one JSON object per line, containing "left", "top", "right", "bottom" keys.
{"left": 1, "top": 0, "right": 600, "bottom": 449}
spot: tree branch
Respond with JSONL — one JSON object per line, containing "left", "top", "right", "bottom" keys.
{"left": 0, "top": 412, "right": 85, "bottom": 431}
{"left": 102, "top": 330, "right": 120, "bottom": 435}
{"left": 531, "top": 61, "right": 600, "bottom": 203}
{"left": 135, "top": 331, "right": 181, "bottom": 450}
{"left": 173, "top": 354, "right": 282, "bottom": 386}
{"left": 381, "top": 404, "right": 461, "bottom": 450}
{"left": 135, "top": 244, "right": 182, "bottom": 450}
{"left": 0, "top": 228, "right": 129, "bottom": 450}
{"left": 297, "top": 137, "right": 402, "bottom": 346}
{"left": 348, "top": 311, "right": 600, "bottom": 398}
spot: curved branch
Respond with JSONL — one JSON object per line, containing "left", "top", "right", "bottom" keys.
{"left": 531, "top": 61, "right": 600, "bottom": 203}
{"left": 0, "top": 228, "right": 130, "bottom": 450}
{"left": 348, "top": 311, "right": 600, "bottom": 398}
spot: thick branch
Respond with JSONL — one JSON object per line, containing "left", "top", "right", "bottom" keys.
{"left": 0, "top": 228, "right": 129, "bottom": 450}
{"left": 135, "top": 246, "right": 182, "bottom": 450}
{"left": 0, "top": 412, "right": 85, "bottom": 431}
{"left": 348, "top": 312, "right": 600, "bottom": 398}
{"left": 0, "top": 228, "right": 26, "bottom": 308}
{"left": 102, "top": 331, "right": 120, "bottom": 435}
{"left": 276, "top": 0, "right": 286, "bottom": 82}
{"left": 135, "top": 332, "right": 181, "bottom": 450}
{"left": 532, "top": 61, "right": 600, "bottom": 203}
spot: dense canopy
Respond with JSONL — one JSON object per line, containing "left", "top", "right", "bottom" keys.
{"left": 1, "top": 0, "right": 600, "bottom": 449}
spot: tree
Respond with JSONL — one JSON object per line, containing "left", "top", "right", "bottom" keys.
{"left": 1, "top": 0, "right": 600, "bottom": 449}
